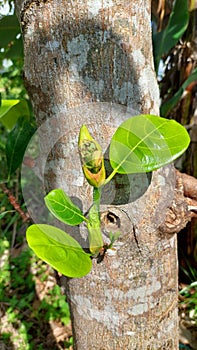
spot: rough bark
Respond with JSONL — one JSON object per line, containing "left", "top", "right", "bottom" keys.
{"left": 15, "top": 0, "right": 195, "bottom": 348}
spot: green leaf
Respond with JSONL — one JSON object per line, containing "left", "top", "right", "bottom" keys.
{"left": 44, "top": 189, "right": 88, "bottom": 226}
{"left": 0, "top": 100, "right": 30, "bottom": 130}
{"left": 109, "top": 231, "right": 121, "bottom": 247}
{"left": 6, "top": 117, "right": 36, "bottom": 177}
{"left": 0, "top": 15, "right": 21, "bottom": 47}
{"left": 109, "top": 115, "right": 190, "bottom": 175}
{"left": 153, "top": 0, "right": 189, "bottom": 72}
{"left": 161, "top": 68, "right": 197, "bottom": 117}
{"left": 0, "top": 210, "right": 15, "bottom": 219}
{"left": 26, "top": 224, "right": 92, "bottom": 278}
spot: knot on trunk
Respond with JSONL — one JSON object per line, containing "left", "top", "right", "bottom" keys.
{"left": 159, "top": 170, "right": 197, "bottom": 234}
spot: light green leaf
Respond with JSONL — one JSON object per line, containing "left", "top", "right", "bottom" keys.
{"left": 153, "top": 0, "right": 189, "bottom": 72}
{"left": 6, "top": 117, "right": 36, "bottom": 178}
{"left": 109, "top": 115, "right": 190, "bottom": 175}
{"left": 26, "top": 224, "right": 92, "bottom": 278}
{"left": 44, "top": 189, "right": 88, "bottom": 226}
{"left": 0, "top": 100, "right": 30, "bottom": 130}
{"left": 161, "top": 68, "right": 197, "bottom": 117}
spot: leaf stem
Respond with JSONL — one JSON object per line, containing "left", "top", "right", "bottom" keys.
{"left": 87, "top": 187, "right": 103, "bottom": 255}
{"left": 93, "top": 187, "right": 101, "bottom": 206}
{"left": 103, "top": 169, "right": 117, "bottom": 185}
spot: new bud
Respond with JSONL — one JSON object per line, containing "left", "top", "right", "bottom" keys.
{"left": 78, "top": 125, "right": 106, "bottom": 188}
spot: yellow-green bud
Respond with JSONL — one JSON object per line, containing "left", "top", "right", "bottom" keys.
{"left": 78, "top": 125, "right": 106, "bottom": 188}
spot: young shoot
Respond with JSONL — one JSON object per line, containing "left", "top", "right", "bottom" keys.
{"left": 26, "top": 114, "right": 190, "bottom": 278}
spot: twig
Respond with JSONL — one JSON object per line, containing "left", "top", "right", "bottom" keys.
{"left": 1, "top": 183, "right": 30, "bottom": 223}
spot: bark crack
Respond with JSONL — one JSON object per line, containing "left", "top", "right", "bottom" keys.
{"left": 133, "top": 224, "right": 142, "bottom": 255}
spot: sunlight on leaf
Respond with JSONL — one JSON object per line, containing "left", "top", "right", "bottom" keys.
{"left": 0, "top": 100, "right": 30, "bottom": 130}
{"left": 26, "top": 224, "right": 92, "bottom": 278}
{"left": 109, "top": 115, "right": 190, "bottom": 175}
{"left": 44, "top": 188, "right": 88, "bottom": 226}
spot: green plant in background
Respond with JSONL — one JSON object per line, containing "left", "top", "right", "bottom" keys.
{"left": 0, "top": 14, "right": 23, "bottom": 62}
{"left": 40, "top": 284, "right": 70, "bottom": 325}
{"left": 0, "top": 12, "right": 36, "bottom": 183}
{"left": 0, "top": 238, "right": 72, "bottom": 349}
{"left": 153, "top": 0, "right": 189, "bottom": 74}
{"left": 0, "top": 13, "right": 24, "bottom": 100}
{"left": 160, "top": 68, "right": 197, "bottom": 118}
{"left": 179, "top": 281, "right": 197, "bottom": 322}
{"left": 26, "top": 114, "right": 190, "bottom": 278}
{"left": 152, "top": 0, "right": 197, "bottom": 118}
{"left": 0, "top": 98, "right": 36, "bottom": 181}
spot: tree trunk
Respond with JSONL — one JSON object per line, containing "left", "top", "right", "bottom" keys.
{"left": 16, "top": 0, "right": 189, "bottom": 348}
